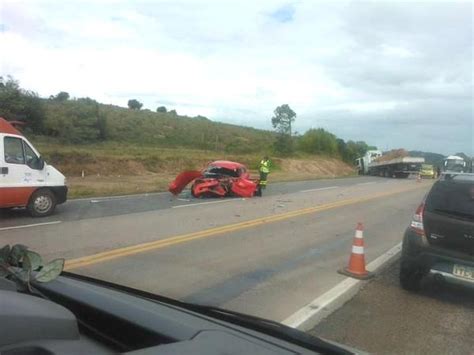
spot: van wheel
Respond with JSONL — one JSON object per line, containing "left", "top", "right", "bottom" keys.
{"left": 28, "top": 189, "right": 57, "bottom": 217}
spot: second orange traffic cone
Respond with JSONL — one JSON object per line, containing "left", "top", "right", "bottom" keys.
{"left": 338, "top": 223, "right": 373, "bottom": 280}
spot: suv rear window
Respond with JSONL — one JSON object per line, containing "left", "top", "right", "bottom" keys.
{"left": 425, "top": 181, "right": 474, "bottom": 220}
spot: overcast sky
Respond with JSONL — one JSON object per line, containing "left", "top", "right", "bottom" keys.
{"left": 1, "top": 0, "right": 472, "bottom": 155}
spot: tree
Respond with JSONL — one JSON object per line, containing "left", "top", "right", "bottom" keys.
{"left": 272, "top": 104, "right": 296, "bottom": 135}
{"left": 156, "top": 106, "right": 167, "bottom": 113}
{"left": 0, "top": 76, "right": 45, "bottom": 133}
{"left": 342, "top": 140, "right": 374, "bottom": 163}
{"left": 299, "top": 128, "right": 338, "bottom": 155}
{"left": 54, "top": 91, "right": 70, "bottom": 101}
{"left": 271, "top": 104, "right": 296, "bottom": 154}
{"left": 273, "top": 134, "right": 294, "bottom": 155}
{"left": 169, "top": 109, "right": 177, "bottom": 115}
{"left": 128, "top": 99, "right": 143, "bottom": 110}
{"left": 43, "top": 97, "right": 106, "bottom": 143}
{"left": 337, "top": 138, "right": 349, "bottom": 161}
{"left": 97, "top": 114, "right": 108, "bottom": 140}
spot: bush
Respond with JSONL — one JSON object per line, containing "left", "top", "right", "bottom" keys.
{"left": 298, "top": 128, "right": 338, "bottom": 155}
{"left": 0, "top": 76, "right": 45, "bottom": 133}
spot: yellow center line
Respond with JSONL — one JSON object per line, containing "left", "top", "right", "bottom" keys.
{"left": 65, "top": 184, "right": 427, "bottom": 270}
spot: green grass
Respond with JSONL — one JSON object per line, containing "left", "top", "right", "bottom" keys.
{"left": 32, "top": 139, "right": 271, "bottom": 175}
{"left": 29, "top": 139, "right": 355, "bottom": 199}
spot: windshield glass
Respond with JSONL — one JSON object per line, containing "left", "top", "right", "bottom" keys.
{"left": 1, "top": 1, "right": 472, "bottom": 354}
{"left": 425, "top": 181, "right": 474, "bottom": 218}
{"left": 204, "top": 166, "right": 240, "bottom": 177}
{"left": 445, "top": 160, "right": 465, "bottom": 171}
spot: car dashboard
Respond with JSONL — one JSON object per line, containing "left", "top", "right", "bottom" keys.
{"left": 0, "top": 274, "right": 353, "bottom": 355}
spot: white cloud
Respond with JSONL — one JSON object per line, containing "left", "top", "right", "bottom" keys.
{"left": 381, "top": 44, "right": 415, "bottom": 59}
{"left": 0, "top": 0, "right": 472, "bottom": 154}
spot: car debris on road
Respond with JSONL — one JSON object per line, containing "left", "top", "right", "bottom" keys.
{"left": 169, "top": 160, "right": 261, "bottom": 198}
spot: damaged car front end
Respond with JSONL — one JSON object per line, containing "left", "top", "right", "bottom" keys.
{"left": 169, "top": 161, "right": 261, "bottom": 198}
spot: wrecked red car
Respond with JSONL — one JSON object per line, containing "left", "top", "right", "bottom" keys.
{"left": 169, "top": 161, "right": 261, "bottom": 198}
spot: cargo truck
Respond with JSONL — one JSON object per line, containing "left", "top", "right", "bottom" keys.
{"left": 356, "top": 150, "right": 425, "bottom": 178}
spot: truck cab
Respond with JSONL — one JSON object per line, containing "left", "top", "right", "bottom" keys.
{"left": 443, "top": 155, "right": 467, "bottom": 173}
{"left": 355, "top": 150, "right": 382, "bottom": 175}
{"left": 0, "top": 117, "right": 67, "bottom": 216}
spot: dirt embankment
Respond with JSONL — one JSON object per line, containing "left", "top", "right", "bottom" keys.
{"left": 51, "top": 153, "right": 353, "bottom": 178}
{"left": 275, "top": 158, "right": 354, "bottom": 179}
{"left": 47, "top": 152, "right": 355, "bottom": 198}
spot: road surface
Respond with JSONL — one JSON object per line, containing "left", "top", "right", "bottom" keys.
{"left": 1, "top": 176, "right": 432, "bottom": 323}
{"left": 0, "top": 176, "right": 382, "bottom": 226}
{"left": 309, "top": 261, "right": 474, "bottom": 354}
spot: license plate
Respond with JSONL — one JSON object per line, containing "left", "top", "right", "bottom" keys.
{"left": 453, "top": 264, "right": 474, "bottom": 280}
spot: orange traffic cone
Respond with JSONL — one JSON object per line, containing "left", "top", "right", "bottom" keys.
{"left": 338, "top": 223, "right": 373, "bottom": 280}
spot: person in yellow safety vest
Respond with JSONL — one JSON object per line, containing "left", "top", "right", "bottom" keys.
{"left": 259, "top": 156, "right": 271, "bottom": 189}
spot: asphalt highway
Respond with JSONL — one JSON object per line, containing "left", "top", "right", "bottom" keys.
{"left": 310, "top": 261, "right": 474, "bottom": 354}
{"left": 0, "top": 176, "right": 381, "bottom": 226}
{"left": 0, "top": 176, "right": 432, "bottom": 323}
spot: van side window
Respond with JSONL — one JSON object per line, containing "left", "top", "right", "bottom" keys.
{"left": 4, "top": 137, "right": 25, "bottom": 164}
{"left": 23, "top": 141, "right": 39, "bottom": 167}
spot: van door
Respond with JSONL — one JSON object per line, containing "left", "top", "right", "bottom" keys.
{"left": 0, "top": 136, "right": 45, "bottom": 207}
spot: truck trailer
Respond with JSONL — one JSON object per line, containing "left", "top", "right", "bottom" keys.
{"left": 367, "top": 156, "right": 425, "bottom": 178}
{"left": 356, "top": 151, "right": 425, "bottom": 178}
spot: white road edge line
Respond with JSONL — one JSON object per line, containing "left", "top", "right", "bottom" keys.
{"left": 0, "top": 221, "right": 62, "bottom": 232}
{"left": 70, "top": 191, "right": 169, "bottom": 202}
{"left": 172, "top": 199, "right": 242, "bottom": 209}
{"left": 300, "top": 186, "right": 338, "bottom": 193}
{"left": 282, "top": 242, "right": 402, "bottom": 331}
{"left": 356, "top": 181, "right": 378, "bottom": 186}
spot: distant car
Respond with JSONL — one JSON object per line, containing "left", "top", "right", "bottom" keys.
{"left": 419, "top": 164, "right": 435, "bottom": 179}
{"left": 169, "top": 161, "right": 261, "bottom": 198}
{"left": 400, "top": 173, "right": 474, "bottom": 291}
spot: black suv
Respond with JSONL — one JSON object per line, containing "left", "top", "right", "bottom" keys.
{"left": 400, "top": 173, "right": 474, "bottom": 290}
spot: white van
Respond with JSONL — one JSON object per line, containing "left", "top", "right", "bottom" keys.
{"left": 0, "top": 117, "right": 67, "bottom": 216}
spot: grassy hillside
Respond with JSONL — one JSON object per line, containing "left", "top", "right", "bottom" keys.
{"left": 42, "top": 98, "right": 275, "bottom": 154}
{"left": 408, "top": 151, "right": 445, "bottom": 167}
{"left": 2, "top": 77, "right": 365, "bottom": 197}
{"left": 32, "top": 140, "right": 356, "bottom": 198}
{"left": 33, "top": 139, "right": 268, "bottom": 175}
{"left": 1, "top": 77, "right": 373, "bottom": 163}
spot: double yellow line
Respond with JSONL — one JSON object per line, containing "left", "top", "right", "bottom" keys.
{"left": 65, "top": 184, "right": 425, "bottom": 270}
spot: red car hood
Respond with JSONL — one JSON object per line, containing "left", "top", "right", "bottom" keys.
{"left": 168, "top": 171, "right": 203, "bottom": 195}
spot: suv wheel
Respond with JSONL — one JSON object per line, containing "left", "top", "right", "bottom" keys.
{"left": 399, "top": 258, "right": 424, "bottom": 291}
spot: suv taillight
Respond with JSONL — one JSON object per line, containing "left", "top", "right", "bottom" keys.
{"left": 410, "top": 202, "right": 425, "bottom": 236}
